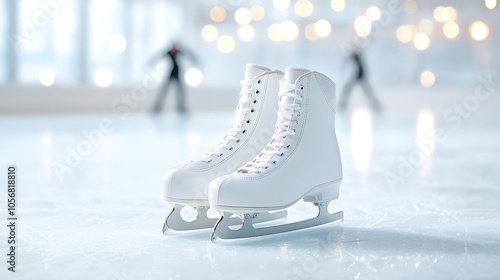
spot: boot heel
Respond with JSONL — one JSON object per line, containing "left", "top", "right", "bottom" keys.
{"left": 303, "top": 181, "right": 341, "bottom": 203}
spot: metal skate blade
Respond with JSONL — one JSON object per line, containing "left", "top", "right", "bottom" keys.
{"left": 162, "top": 207, "right": 176, "bottom": 235}
{"left": 163, "top": 205, "right": 288, "bottom": 234}
{"left": 211, "top": 210, "right": 289, "bottom": 242}
{"left": 212, "top": 202, "right": 343, "bottom": 240}
{"left": 164, "top": 204, "right": 215, "bottom": 233}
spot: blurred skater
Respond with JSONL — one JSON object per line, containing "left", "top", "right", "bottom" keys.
{"left": 338, "top": 46, "right": 381, "bottom": 112}
{"left": 151, "top": 43, "right": 195, "bottom": 114}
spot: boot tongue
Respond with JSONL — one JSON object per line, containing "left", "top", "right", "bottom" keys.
{"left": 244, "top": 64, "right": 271, "bottom": 80}
{"left": 231, "top": 64, "right": 270, "bottom": 136}
{"left": 258, "top": 68, "right": 307, "bottom": 155}
{"left": 284, "top": 68, "right": 310, "bottom": 84}
{"left": 281, "top": 67, "right": 310, "bottom": 106}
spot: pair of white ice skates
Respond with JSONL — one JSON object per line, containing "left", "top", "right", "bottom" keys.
{"left": 161, "top": 65, "right": 343, "bottom": 240}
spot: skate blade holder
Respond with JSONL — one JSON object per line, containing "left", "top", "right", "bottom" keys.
{"left": 163, "top": 204, "right": 287, "bottom": 234}
{"left": 211, "top": 201, "right": 343, "bottom": 241}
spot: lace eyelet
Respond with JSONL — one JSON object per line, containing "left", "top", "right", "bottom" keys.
{"left": 220, "top": 153, "right": 223, "bottom": 156}
{"left": 285, "top": 144, "right": 290, "bottom": 148}
{"left": 229, "top": 147, "right": 233, "bottom": 150}
{"left": 236, "top": 139, "right": 240, "bottom": 143}
{"left": 251, "top": 109, "right": 255, "bottom": 112}
{"left": 253, "top": 100, "right": 257, "bottom": 104}
{"left": 242, "top": 130, "right": 246, "bottom": 133}
{"left": 208, "top": 159, "right": 212, "bottom": 162}
{"left": 258, "top": 80, "right": 261, "bottom": 84}
{"left": 246, "top": 120, "right": 250, "bottom": 123}
{"left": 280, "top": 153, "right": 284, "bottom": 156}
{"left": 273, "top": 161, "right": 277, "bottom": 164}
{"left": 300, "top": 86, "right": 304, "bottom": 90}
{"left": 256, "top": 90, "right": 260, "bottom": 94}
{"left": 264, "top": 166, "right": 269, "bottom": 169}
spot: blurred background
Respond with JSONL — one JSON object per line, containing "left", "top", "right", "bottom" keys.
{"left": 0, "top": 0, "right": 498, "bottom": 113}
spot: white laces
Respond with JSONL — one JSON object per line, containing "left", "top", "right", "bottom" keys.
{"left": 238, "top": 80, "right": 303, "bottom": 173}
{"left": 197, "top": 79, "right": 258, "bottom": 163}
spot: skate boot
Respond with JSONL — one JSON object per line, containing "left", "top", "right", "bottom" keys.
{"left": 209, "top": 68, "right": 343, "bottom": 240}
{"left": 161, "top": 65, "right": 287, "bottom": 234}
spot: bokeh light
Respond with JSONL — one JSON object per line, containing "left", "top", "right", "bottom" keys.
{"left": 273, "top": 0, "right": 290, "bottom": 11}
{"left": 210, "top": 6, "right": 226, "bottom": 23}
{"left": 268, "top": 24, "right": 282, "bottom": 42}
{"left": 39, "top": 68, "right": 55, "bottom": 87}
{"left": 420, "top": 71, "right": 436, "bottom": 88}
{"left": 354, "top": 16, "right": 372, "bottom": 37}
{"left": 468, "top": 21, "right": 490, "bottom": 41}
{"left": 446, "top": 7, "right": 457, "bottom": 21}
{"left": 234, "top": 8, "right": 252, "bottom": 25}
{"left": 433, "top": 6, "right": 457, "bottom": 22}
{"left": 433, "top": 6, "right": 445, "bottom": 22}
{"left": 201, "top": 25, "right": 218, "bottom": 42}
{"left": 330, "top": 0, "right": 346, "bottom": 12}
{"left": 250, "top": 5, "right": 265, "bottom": 21}
{"left": 295, "top": 0, "right": 314, "bottom": 18}
{"left": 396, "top": 25, "right": 414, "bottom": 43}
{"left": 304, "top": 23, "right": 319, "bottom": 41}
{"left": 413, "top": 32, "right": 430, "bottom": 51}
{"left": 217, "top": 35, "right": 236, "bottom": 53}
{"left": 108, "top": 34, "right": 127, "bottom": 53}
{"left": 443, "top": 21, "right": 459, "bottom": 39}
{"left": 366, "top": 6, "right": 381, "bottom": 21}
{"left": 485, "top": 0, "right": 497, "bottom": 10}
{"left": 237, "top": 25, "right": 255, "bottom": 42}
{"left": 184, "top": 68, "right": 203, "bottom": 88}
{"left": 314, "top": 19, "right": 332, "bottom": 38}
{"left": 94, "top": 68, "right": 113, "bottom": 87}
{"left": 279, "top": 20, "right": 299, "bottom": 42}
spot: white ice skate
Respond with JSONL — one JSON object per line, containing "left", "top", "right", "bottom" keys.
{"left": 161, "top": 65, "right": 287, "bottom": 234}
{"left": 209, "top": 68, "right": 343, "bottom": 240}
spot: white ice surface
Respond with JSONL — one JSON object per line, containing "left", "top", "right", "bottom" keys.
{"left": 0, "top": 102, "right": 499, "bottom": 279}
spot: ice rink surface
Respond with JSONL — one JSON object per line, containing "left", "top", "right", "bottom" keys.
{"left": 1, "top": 89, "right": 500, "bottom": 280}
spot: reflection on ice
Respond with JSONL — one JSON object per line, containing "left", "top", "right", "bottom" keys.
{"left": 416, "top": 108, "right": 435, "bottom": 152}
{"left": 416, "top": 108, "right": 436, "bottom": 177}
{"left": 349, "top": 107, "right": 373, "bottom": 177}
{"left": 41, "top": 130, "right": 53, "bottom": 181}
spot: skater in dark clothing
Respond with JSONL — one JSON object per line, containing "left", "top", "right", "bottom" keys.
{"left": 338, "top": 46, "right": 381, "bottom": 111}
{"left": 152, "top": 44, "right": 188, "bottom": 113}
